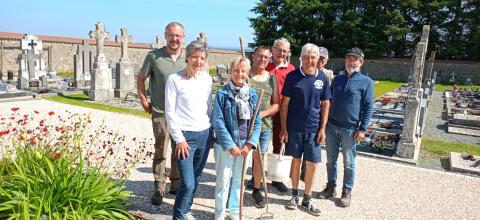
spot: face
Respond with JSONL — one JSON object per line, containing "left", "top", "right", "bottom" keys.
{"left": 345, "top": 55, "right": 363, "bottom": 72}
{"left": 252, "top": 49, "right": 271, "bottom": 71}
{"left": 317, "top": 56, "right": 329, "bottom": 70}
{"left": 301, "top": 50, "right": 319, "bottom": 74}
{"left": 272, "top": 43, "right": 289, "bottom": 65}
{"left": 231, "top": 61, "right": 249, "bottom": 86}
{"left": 164, "top": 25, "right": 185, "bottom": 51}
{"left": 186, "top": 50, "right": 206, "bottom": 72}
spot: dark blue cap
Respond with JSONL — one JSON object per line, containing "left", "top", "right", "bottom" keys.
{"left": 346, "top": 47, "right": 364, "bottom": 59}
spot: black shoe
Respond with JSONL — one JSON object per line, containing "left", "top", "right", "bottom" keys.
{"left": 246, "top": 178, "right": 254, "bottom": 190}
{"left": 151, "top": 191, "right": 163, "bottom": 205}
{"left": 169, "top": 189, "right": 177, "bottom": 195}
{"left": 252, "top": 190, "right": 265, "bottom": 208}
{"left": 301, "top": 199, "right": 321, "bottom": 216}
{"left": 272, "top": 181, "right": 288, "bottom": 193}
{"left": 317, "top": 184, "right": 336, "bottom": 199}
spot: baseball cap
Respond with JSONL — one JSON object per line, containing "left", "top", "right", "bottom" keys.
{"left": 346, "top": 47, "right": 364, "bottom": 59}
{"left": 318, "top": 47, "right": 329, "bottom": 58}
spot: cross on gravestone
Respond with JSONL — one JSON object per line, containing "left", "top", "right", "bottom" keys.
{"left": 152, "top": 35, "right": 163, "bottom": 49}
{"left": 449, "top": 71, "right": 456, "bottom": 83}
{"left": 28, "top": 39, "right": 37, "bottom": 51}
{"left": 115, "top": 28, "right": 133, "bottom": 62}
{"left": 89, "top": 22, "right": 110, "bottom": 64}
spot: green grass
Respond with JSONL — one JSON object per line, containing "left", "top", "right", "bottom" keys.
{"left": 422, "top": 138, "right": 480, "bottom": 156}
{"left": 56, "top": 71, "right": 73, "bottom": 79}
{"left": 209, "top": 67, "right": 217, "bottom": 76}
{"left": 44, "top": 93, "right": 150, "bottom": 118}
{"left": 434, "top": 84, "right": 480, "bottom": 92}
{"left": 373, "top": 80, "right": 404, "bottom": 98}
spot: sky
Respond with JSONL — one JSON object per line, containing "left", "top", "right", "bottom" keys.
{"left": 0, "top": 0, "right": 258, "bottom": 50}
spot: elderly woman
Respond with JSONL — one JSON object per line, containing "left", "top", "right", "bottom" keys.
{"left": 212, "top": 57, "right": 262, "bottom": 220}
{"left": 165, "top": 40, "right": 212, "bottom": 220}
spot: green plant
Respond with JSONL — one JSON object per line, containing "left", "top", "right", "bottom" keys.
{"left": 56, "top": 71, "right": 74, "bottom": 79}
{"left": 422, "top": 138, "right": 480, "bottom": 157}
{"left": 0, "top": 108, "right": 152, "bottom": 219}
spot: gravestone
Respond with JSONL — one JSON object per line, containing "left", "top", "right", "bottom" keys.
{"left": 17, "top": 34, "right": 47, "bottom": 90}
{"left": 396, "top": 25, "right": 430, "bottom": 159}
{"left": 418, "top": 51, "right": 436, "bottom": 136}
{"left": 449, "top": 72, "right": 456, "bottom": 83}
{"left": 0, "top": 41, "right": 3, "bottom": 81}
{"left": 47, "top": 46, "right": 56, "bottom": 77}
{"left": 7, "top": 70, "right": 14, "bottom": 84}
{"left": 73, "top": 40, "right": 93, "bottom": 88}
{"left": 88, "top": 22, "right": 114, "bottom": 101}
{"left": 152, "top": 35, "right": 164, "bottom": 49}
{"left": 114, "top": 28, "right": 135, "bottom": 98}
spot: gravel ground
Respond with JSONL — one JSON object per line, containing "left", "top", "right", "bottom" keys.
{"left": 1, "top": 99, "right": 480, "bottom": 220}
{"left": 422, "top": 91, "right": 480, "bottom": 145}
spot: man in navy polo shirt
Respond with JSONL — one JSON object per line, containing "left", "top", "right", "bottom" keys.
{"left": 317, "top": 47, "right": 374, "bottom": 208}
{"left": 280, "top": 43, "right": 331, "bottom": 216}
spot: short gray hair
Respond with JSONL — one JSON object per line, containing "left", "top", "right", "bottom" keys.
{"left": 273, "top": 37, "right": 290, "bottom": 49}
{"left": 186, "top": 40, "right": 208, "bottom": 59}
{"left": 301, "top": 43, "right": 319, "bottom": 57}
{"left": 165, "top": 22, "right": 184, "bottom": 32}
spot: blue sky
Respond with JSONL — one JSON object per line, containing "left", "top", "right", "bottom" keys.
{"left": 0, "top": 0, "right": 258, "bottom": 49}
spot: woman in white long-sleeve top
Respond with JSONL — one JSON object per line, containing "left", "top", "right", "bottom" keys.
{"left": 165, "top": 40, "right": 212, "bottom": 220}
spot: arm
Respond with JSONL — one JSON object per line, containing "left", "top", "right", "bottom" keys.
{"left": 165, "top": 76, "right": 186, "bottom": 145}
{"left": 136, "top": 74, "right": 151, "bottom": 113}
{"left": 212, "top": 90, "right": 237, "bottom": 151}
{"left": 260, "top": 76, "right": 280, "bottom": 118}
{"left": 355, "top": 79, "right": 374, "bottom": 141}
{"left": 317, "top": 100, "right": 330, "bottom": 143}
{"left": 279, "top": 96, "right": 290, "bottom": 143}
{"left": 207, "top": 77, "right": 213, "bottom": 118}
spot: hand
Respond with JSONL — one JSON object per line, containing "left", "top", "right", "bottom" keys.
{"left": 140, "top": 100, "right": 152, "bottom": 114}
{"left": 175, "top": 141, "right": 190, "bottom": 160}
{"left": 240, "top": 144, "right": 252, "bottom": 158}
{"left": 279, "top": 129, "right": 288, "bottom": 144}
{"left": 354, "top": 131, "right": 365, "bottom": 142}
{"left": 229, "top": 146, "right": 242, "bottom": 157}
{"left": 316, "top": 128, "right": 326, "bottom": 144}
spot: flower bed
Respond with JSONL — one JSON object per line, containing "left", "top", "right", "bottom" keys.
{"left": 0, "top": 107, "right": 153, "bottom": 219}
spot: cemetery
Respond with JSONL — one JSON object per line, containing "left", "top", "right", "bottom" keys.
{"left": 0, "top": 15, "right": 479, "bottom": 220}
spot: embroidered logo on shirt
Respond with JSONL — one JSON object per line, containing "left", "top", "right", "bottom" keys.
{"left": 314, "top": 80, "right": 324, "bottom": 89}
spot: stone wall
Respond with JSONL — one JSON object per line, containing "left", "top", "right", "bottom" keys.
{"left": 291, "top": 57, "right": 480, "bottom": 84}
{"left": 0, "top": 38, "right": 244, "bottom": 76}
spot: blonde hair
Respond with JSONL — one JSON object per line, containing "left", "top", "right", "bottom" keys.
{"left": 229, "top": 57, "right": 251, "bottom": 74}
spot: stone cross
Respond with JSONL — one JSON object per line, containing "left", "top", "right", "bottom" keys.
{"left": 24, "top": 49, "right": 40, "bottom": 79}
{"left": 89, "top": 22, "right": 110, "bottom": 63}
{"left": 116, "top": 28, "right": 133, "bottom": 62}
{"left": 28, "top": 39, "right": 37, "bottom": 51}
{"left": 79, "top": 40, "right": 93, "bottom": 73}
{"left": 197, "top": 32, "right": 208, "bottom": 49}
{"left": 449, "top": 71, "right": 456, "bottom": 83}
{"left": 152, "top": 35, "right": 163, "bottom": 49}
{"left": 47, "top": 46, "right": 54, "bottom": 72}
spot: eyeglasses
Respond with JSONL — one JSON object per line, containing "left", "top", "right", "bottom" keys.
{"left": 165, "top": 33, "right": 184, "bottom": 39}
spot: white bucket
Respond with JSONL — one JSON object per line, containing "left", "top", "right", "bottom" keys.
{"left": 266, "top": 144, "right": 292, "bottom": 182}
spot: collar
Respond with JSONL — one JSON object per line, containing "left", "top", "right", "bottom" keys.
{"left": 269, "top": 58, "right": 289, "bottom": 69}
{"left": 300, "top": 67, "right": 318, "bottom": 77}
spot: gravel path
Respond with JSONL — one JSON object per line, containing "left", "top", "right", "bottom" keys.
{"left": 1, "top": 99, "right": 480, "bottom": 220}
{"left": 423, "top": 91, "right": 479, "bottom": 145}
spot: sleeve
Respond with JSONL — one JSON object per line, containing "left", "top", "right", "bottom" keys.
{"left": 247, "top": 90, "right": 262, "bottom": 148}
{"left": 139, "top": 52, "right": 152, "bottom": 77}
{"left": 281, "top": 73, "right": 293, "bottom": 97}
{"left": 321, "top": 76, "right": 332, "bottom": 101}
{"left": 165, "top": 75, "right": 186, "bottom": 144}
{"left": 207, "top": 76, "right": 213, "bottom": 120}
{"left": 212, "top": 90, "right": 237, "bottom": 151}
{"left": 359, "top": 78, "right": 374, "bottom": 131}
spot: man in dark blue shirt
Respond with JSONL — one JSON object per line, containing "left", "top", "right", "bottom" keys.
{"left": 318, "top": 47, "right": 374, "bottom": 208}
{"left": 280, "top": 43, "right": 331, "bottom": 216}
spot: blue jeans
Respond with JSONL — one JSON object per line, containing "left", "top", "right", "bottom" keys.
{"left": 173, "top": 128, "right": 212, "bottom": 220}
{"left": 325, "top": 123, "right": 357, "bottom": 190}
{"left": 214, "top": 140, "right": 251, "bottom": 219}
{"left": 258, "top": 129, "right": 272, "bottom": 153}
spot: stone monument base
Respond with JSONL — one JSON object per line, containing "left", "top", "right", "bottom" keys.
{"left": 89, "top": 88, "right": 114, "bottom": 101}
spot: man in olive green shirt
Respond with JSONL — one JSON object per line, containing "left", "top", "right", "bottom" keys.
{"left": 137, "top": 22, "right": 187, "bottom": 206}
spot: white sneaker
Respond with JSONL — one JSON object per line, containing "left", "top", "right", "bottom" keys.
{"left": 184, "top": 212, "right": 196, "bottom": 220}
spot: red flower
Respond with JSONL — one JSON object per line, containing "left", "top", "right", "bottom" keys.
{"left": 34, "top": 110, "right": 39, "bottom": 114}
{"left": 0, "top": 130, "right": 10, "bottom": 136}
{"left": 39, "top": 120, "right": 45, "bottom": 127}
{"left": 11, "top": 107, "right": 19, "bottom": 112}
{"left": 54, "top": 151, "right": 61, "bottom": 159}
{"left": 48, "top": 111, "right": 55, "bottom": 116}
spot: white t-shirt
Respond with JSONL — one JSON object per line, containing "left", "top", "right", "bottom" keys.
{"left": 165, "top": 71, "right": 212, "bottom": 144}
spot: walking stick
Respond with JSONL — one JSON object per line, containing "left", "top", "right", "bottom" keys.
{"left": 255, "top": 137, "right": 274, "bottom": 219}
{"left": 240, "top": 89, "right": 263, "bottom": 220}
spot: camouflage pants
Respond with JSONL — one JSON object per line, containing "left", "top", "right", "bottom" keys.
{"left": 152, "top": 112, "right": 180, "bottom": 195}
